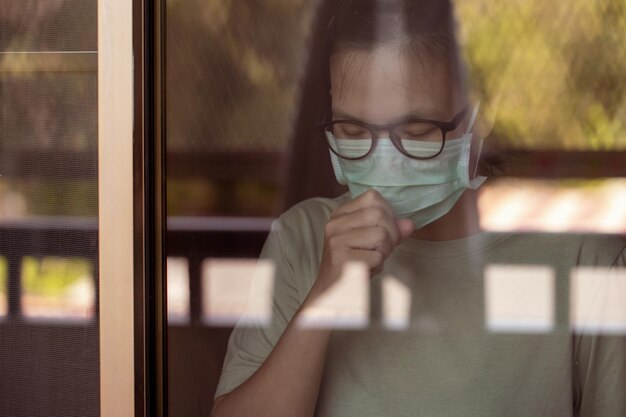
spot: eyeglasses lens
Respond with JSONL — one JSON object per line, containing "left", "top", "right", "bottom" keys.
{"left": 327, "top": 121, "right": 444, "bottom": 159}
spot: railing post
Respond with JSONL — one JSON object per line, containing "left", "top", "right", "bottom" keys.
{"left": 188, "top": 255, "right": 203, "bottom": 325}
{"left": 6, "top": 252, "right": 22, "bottom": 319}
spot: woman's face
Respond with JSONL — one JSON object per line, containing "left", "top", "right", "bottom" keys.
{"left": 330, "top": 44, "right": 467, "bottom": 136}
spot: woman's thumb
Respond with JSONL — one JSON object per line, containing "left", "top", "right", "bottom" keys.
{"left": 396, "top": 218, "right": 415, "bottom": 240}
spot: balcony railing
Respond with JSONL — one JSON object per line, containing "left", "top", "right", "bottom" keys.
{"left": 0, "top": 216, "right": 271, "bottom": 416}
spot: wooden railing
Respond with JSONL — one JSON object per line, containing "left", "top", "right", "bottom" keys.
{"left": 2, "top": 143, "right": 625, "bottom": 415}
{"left": 0, "top": 216, "right": 270, "bottom": 416}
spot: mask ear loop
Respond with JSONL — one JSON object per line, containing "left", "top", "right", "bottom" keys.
{"left": 466, "top": 101, "right": 484, "bottom": 180}
{"left": 466, "top": 100, "right": 481, "bottom": 135}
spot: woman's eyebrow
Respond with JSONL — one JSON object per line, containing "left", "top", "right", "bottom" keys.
{"left": 332, "top": 107, "right": 446, "bottom": 124}
{"left": 331, "top": 109, "right": 365, "bottom": 122}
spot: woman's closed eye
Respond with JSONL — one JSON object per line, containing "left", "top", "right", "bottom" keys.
{"left": 334, "top": 123, "right": 371, "bottom": 139}
{"left": 396, "top": 122, "right": 439, "bottom": 141}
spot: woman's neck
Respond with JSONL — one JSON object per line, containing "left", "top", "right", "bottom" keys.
{"left": 410, "top": 190, "right": 482, "bottom": 241}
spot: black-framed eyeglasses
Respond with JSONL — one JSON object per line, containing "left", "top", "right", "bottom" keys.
{"left": 317, "top": 107, "right": 468, "bottom": 160}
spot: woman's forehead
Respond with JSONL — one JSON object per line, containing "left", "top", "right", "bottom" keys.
{"left": 330, "top": 47, "right": 457, "bottom": 123}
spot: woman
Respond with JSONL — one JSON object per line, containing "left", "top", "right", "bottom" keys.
{"left": 211, "top": 1, "right": 626, "bottom": 416}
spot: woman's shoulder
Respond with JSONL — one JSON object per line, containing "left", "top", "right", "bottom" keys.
{"left": 262, "top": 193, "right": 351, "bottom": 287}
{"left": 274, "top": 192, "right": 351, "bottom": 234}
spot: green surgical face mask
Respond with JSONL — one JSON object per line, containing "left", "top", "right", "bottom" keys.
{"left": 329, "top": 106, "right": 486, "bottom": 229}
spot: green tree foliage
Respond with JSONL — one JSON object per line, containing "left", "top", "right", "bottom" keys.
{"left": 167, "top": 0, "right": 313, "bottom": 153}
{"left": 1, "top": 1, "right": 98, "bottom": 217}
{"left": 164, "top": 0, "right": 626, "bottom": 215}
{"left": 166, "top": 0, "right": 314, "bottom": 215}
{"left": 168, "top": 0, "right": 626, "bottom": 153}
{"left": 457, "top": 0, "right": 626, "bottom": 150}
{"left": 3, "top": 1, "right": 624, "bottom": 217}
{"left": 22, "top": 256, "right": 91, "bottom": 297}
{"left": 0, "top": 0, "right": 97, "bottom": 152}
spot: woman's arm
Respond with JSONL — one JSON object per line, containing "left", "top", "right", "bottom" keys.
{"left": 210, "top": 190, "right": 414, "bottom": 417}
{"left": 210, "top": 282, "right": 334, "bottom": 417}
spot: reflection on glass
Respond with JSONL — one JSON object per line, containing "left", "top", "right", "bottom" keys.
{"left": 480, "top": 179, "right": 626, "bottom": 234}
{"left": 570, "top": 267, "right": 626, "bottom": 334}
{"left": 167, "top": 257, "right": 190, "bottom": 323}
{"left": 202, "top": 258, "right": 275, "bottom": 327}
{"left": 0, "top": 256, "right": 6, "bottom": 316}
{"left": 298, "top": 262, "right": 369, "bottom": 329}
{"left": 21, "top": 256, "right": 94, "bottom": 320}
{"left": 381, "top": 275, "right": 411, "bottom": 331}
{"left": 484, "top": 264, "right": 555, "bottom": 333}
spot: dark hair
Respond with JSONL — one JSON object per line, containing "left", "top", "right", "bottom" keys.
{"left": 325, "top": 0, "right": 465, "bottom": 111}
{"left": 281, "top": 0, "right": 499, "bottom": 211}
{"left": 328, "top": 0, "right": 461, "bottom": 72}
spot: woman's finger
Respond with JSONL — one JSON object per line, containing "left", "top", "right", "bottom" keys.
{"left": 329, "top": 226, "right": 394, "bottom": 258}
{"left": 330, "top": 189, "right": 395, "bottom": 220}
{"left": 326, "top": 206, "right": 401, "bottom": 246}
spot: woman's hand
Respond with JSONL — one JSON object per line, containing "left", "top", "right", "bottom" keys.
{"left": 212, "top": 191, "right": 414, "bottom": 417}
{"left": 316, "top": 190, "right": 415, "bottom": 290}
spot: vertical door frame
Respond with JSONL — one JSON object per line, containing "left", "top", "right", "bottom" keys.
{"left": 98, "top": 0, "right": 135, "bottom": 415}
{"left": 134, "top": 0, "right": 169, "bottom": 415}
{"left": 99, "top": 0, "right": 167, "bottom": 416}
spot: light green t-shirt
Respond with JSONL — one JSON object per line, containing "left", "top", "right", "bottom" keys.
{"left": 214, "top": 194, "right": 626, "bottom": 417}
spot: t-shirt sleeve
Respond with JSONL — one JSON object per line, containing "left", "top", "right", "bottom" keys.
{"left": 573, "top": 237, "right": 626, "bottom": 416}
{"left": 213, "top": 218, "right": 309, "bottom": 399}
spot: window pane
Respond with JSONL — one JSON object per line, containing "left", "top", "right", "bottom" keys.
{"left": 0, "top": 1, "right": 99, "bottom": 415}
{"left": 166, "top": 1, "right": 626, "bottom": 416}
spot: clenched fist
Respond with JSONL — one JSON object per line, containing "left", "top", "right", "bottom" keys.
{"left": 315, "top": 190, "right": 415, "bottom": 291}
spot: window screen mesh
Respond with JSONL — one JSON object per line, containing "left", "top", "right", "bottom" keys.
{"left": 0, "top": 1, "right": 99, "bottom": 416}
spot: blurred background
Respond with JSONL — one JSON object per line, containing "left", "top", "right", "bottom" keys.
{"left": 3, "top": 0, "right": 624, "bottom": 322}
{"left": 1, "top": 0, "right": 98, "bottom": 319}
{"left": 1, "top": 0, "right": 624, "bottom": 416}
{"left": 1, "top": 1, "right": 99, "bottom": 416}
{"left": 165, "top": 0, "right": 626, "bottom": 219}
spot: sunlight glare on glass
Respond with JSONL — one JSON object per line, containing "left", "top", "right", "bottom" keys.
{"left": 297, "top": 261, "right": 369, "bottom": 329}
{"left": 381, "top": 275, "right": 411, "bottom": 331}
{"left": 570, "top": 267, "right": 626, "bottom": 335}
{"left": 479, "top": 179, "right": 626, "bottom": 234}
{"left": 484, "top": 264, "right": 555, "bottom": 333}
{"left": 202, "top": 258, "right": 275, "bottom": 327}
{"left": 167, "top": 257, "right": 190, "bottom": 323}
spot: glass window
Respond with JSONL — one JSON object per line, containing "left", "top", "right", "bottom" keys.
{"left": 0, "top": 1, "right": 99, "bottom": 415}
{"left": 165, "top": 1, "right": 626, "bottom": 416}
